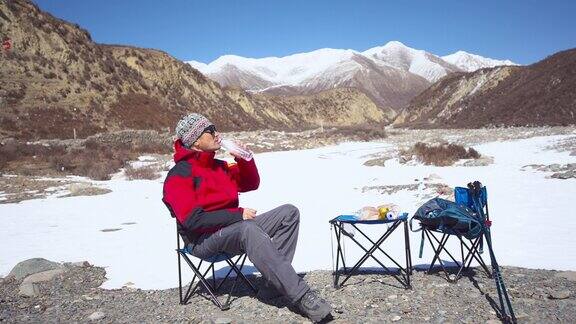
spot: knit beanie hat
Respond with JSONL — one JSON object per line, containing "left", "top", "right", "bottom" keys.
{"left": 175, "top": 113, "right": 213, "bottom": 148}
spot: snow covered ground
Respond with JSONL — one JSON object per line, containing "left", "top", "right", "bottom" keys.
{"left": 1, "top": 134, "right": 575, "bottom": 289}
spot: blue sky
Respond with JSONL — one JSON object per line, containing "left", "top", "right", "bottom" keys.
{"left": 34, "top": 0, "right": 575, "bottom": 65}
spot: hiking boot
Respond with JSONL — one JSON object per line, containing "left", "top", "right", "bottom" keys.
{"left": 256, "top": 282, "right": 283, "bottom": 301}
{"left": 295, "top": 290, "right": 332, "bottom": 323}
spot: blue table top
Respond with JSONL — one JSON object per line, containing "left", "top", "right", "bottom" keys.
{"left": 330, "top": 212, "right": 408, "bottom": 224}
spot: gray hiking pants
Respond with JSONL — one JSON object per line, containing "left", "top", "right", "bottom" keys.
{"left": 189, "top": 204, "right": 309, "bottom": 303}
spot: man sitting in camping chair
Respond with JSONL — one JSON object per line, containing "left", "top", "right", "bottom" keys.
{"left": 162, "top": 113, "right": 332, "bottom": 323}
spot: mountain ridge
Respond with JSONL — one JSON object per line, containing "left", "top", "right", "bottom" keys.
{"left": 189, "top": 41, "right": 516, "bottom": 110}
{"left": 394, "top": 48, "right": 576, "bottom": 128}
{"left": 0, "top": 0, "right": 389, "bottom": 140}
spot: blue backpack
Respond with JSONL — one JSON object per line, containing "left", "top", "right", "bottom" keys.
{"left": 410, "top": 196, "right": 484, "bottom": 257}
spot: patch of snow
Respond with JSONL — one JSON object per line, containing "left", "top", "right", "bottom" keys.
{"left": 138, "top": 155, "right": 156, "bottom": 162}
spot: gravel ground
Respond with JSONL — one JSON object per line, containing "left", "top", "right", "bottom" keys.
{"left": 1, "top": 262, "right": 575, "bottom": 323}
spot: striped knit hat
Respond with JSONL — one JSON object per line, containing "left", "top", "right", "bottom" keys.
{"left": 175, "top": 113, "right": 213, "bottom": 148}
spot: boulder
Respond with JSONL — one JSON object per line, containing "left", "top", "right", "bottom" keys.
{"left": 22, "top": 268, "right": 65, "bottom": 284}
{"left": 548, "top": 290, "right": 571, "bottom": 300}
{"left": 554, "top": 271, "right": 576, "bottom": 282}
{"left": 17, "top": 268, "right": 65, "bottom": 298}
{"left": 18, "top": 282, "right": 40, "bottom": 298}
{"left": 9, "top": 258, "right": 62, "bottom": 280}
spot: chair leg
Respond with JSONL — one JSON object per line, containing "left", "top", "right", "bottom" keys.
{"left": 424, "top": 231, "right": 493, "bottom": 283}
{"left": 403, "top": 220, "right": 412, "bottom": 288}
{"left": 426, "top": 231, "right": 461, "bottom": 263}
{"left": 179, "top": 252, "right": 229, "bottom": 310}
{"left": 227, "top": 255, "right": 258, "bottom": 294}
{"left": 178, "top": 252, "right": 259, "bottom": 311}
{"left": 177, "top": 250, "right": 183, "bottom": 304}
{"left": 460, "top": 237, "right": 492, "bottom": 278}
{"left": 332, "top": 223, "right": 347, "bottom": 288}
{"left": 425, "top": 232, "right": 462, "bottom": 282}
{"left": 180, "top": 254, "right": 206, "bottom": 304}
{"left": 208, "top": 263, "right": 214, "bottom": 292}
{"left": 215, "top": 256, "right": 240, "bottom": 292}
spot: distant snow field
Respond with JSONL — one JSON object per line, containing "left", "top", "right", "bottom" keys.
{"left": 1, "top": 134, "right": 575, "bottom": 289}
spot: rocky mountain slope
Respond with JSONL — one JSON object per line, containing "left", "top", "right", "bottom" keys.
{"left": 189, "top": 41, "right": 516, "bottom": 110}
{"left": 394, "top": 48, "right": 576, "bottom": 128}
{"left": 0, "top": 0, "right": 388, "bottom": 140}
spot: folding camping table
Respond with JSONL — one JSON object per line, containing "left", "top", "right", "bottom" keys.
{"left": 329, "top": 213, "right": 412, "bottom": 289}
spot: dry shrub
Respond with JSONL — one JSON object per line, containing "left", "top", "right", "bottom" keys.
{"left": 26, "top": 130, "right": 171, "bottom": 180}
{"left": 84, "top": 130, "right": 172, "bottom": 155}
{"left": 50, "top": 154, "right": 76, "bottom": 172}
{"left": 84, "top": 163, "right": 117, "bottom": 181}
{"left": 320, "top": 125, "right": 387, "bottom": 141}
{"left": 47, "top": 143, "right": 138, "bottom": 180}
{"left": 1, "top": 141, "right": 67, "bottom": 170}
{"left": 0, "top": 155, "right": 7, "bottom": 170}
{"left": 124, "top": 164, "right": 160, "bottom": 180}
{"left": 133, "top": 141, "right": 171, "bottom": 154}
{"left": 0, "top": 142, "right": 17, "bottom": 169}
{"left": 408, "top": 142, "right": 480, "bottom": 166}
{"left": 74, "top": 146, "right": 138, "bottom": 180}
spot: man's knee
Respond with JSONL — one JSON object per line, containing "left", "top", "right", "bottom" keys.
{"left": 281, "top": 203, "right": 300, "bottom": 223}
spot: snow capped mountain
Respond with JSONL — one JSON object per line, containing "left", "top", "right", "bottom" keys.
{"left": 187, "top": 60, "right": 209, "bottom": 71}
{"left": 362, "top": 41, "right": 461, "bottom": 82}
{"left": 188, "top": 48, "right": 358, "bottom": 89}
{"left": 187, "top": 42, "right": 516, "bottom": 110}
{"left": 442, "top": 50, "right": 517, "bottom": 72}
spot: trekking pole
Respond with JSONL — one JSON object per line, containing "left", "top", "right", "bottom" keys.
{"left": 469, "top": 182, "right": 514, "bottom": 321}
{"left": 483, "top": 226, "right": 516, "bottom": 323}
{"left": 468, "top": 182, "right": 516, "bottom": 323}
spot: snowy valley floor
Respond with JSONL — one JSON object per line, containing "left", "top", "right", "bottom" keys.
{"left": 1, "top": 127, "right": 575, "bottom": 289}
{"left": 1, "top": 127, "right": 576, "bottom": 322}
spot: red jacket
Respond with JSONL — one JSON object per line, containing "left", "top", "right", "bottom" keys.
{"left": 162, "top": 140, "right": 260, "bottom": 237}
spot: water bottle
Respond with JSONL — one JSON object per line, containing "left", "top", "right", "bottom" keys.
{"left": 219, "top": 138, "right": 253, "bottom": 161}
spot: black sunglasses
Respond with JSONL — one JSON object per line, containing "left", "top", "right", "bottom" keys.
{"left": 203, "top": 125, "right": 217, "bottom": 135}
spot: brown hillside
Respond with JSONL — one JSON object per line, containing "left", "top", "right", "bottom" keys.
{"left": 395, "top": 48, "right": 576, "bottom": 128}
{"left": 0, "top": 0, "right": 388, "bottom": 140}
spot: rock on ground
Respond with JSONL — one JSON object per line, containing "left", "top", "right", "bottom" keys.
{"left": 8, "top": 258, "right": 62, "bottom": 280}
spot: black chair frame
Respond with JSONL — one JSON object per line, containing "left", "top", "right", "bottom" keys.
{"left": 422, "top": 228, "right": 491, "bottom": 282}
{"left": 176, "top": 227, "right": 258, "bottom": 310}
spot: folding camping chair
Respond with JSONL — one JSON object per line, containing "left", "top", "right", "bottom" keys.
{"left": 413, "top": 181, "right": 516, "bottom": 322}
{"left": 412, "top": 187, "right": 491, "bottom": 282}
{"left": 175, "top": 222, "right": 258, "bottom": 310}
{"left": 329, "top": 213, "right": 412, "bottom": 289}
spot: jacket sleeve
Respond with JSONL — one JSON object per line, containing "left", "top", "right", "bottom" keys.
{"left": 163, "top": 169, "right": 243, "bottom": 233}
{"left": 228, "top": 157, "right": 260, "bottom": 192}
